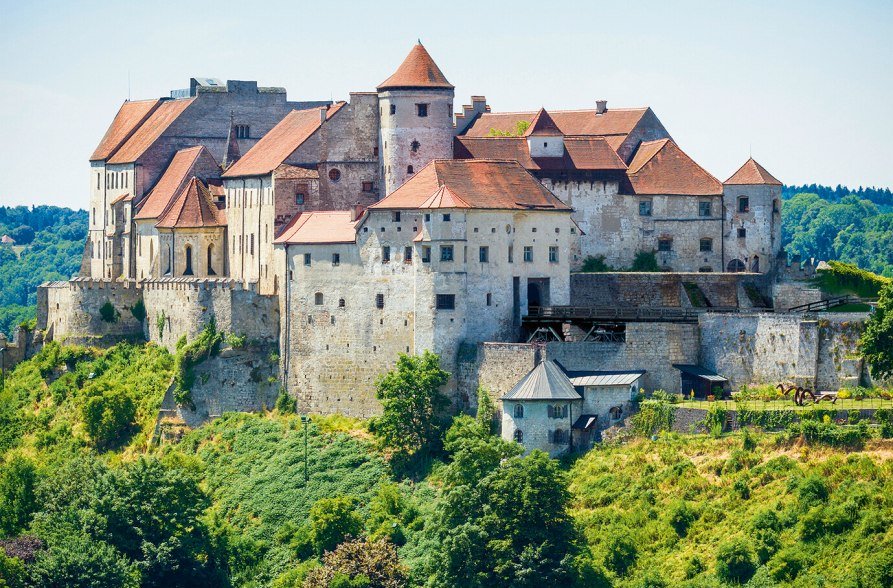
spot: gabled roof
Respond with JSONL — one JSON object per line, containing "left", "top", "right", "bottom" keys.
{"left": 369, "top": 159, "right": 572, "bottom": 211}
{"left": 462, "top": 107, "right": 653, "bottom": 139}
{"left": 725, "top": 158, "right": 782, "bottom": 186}
{"left": 156, "top": 177, "right": 226, "bottom": 229}
{"left": 626, "top": 139, "right": 723, "bottom": 196}
{"left": 90, "top": 99, "right": 162, "bottom": 161}
{"left": 274, "top": 164, "right": 320, "bottom": 180}
{"left": 273, "top": 210, "right": 358, "bottom": 245}
{"left": 107, "top": 98, "right": 196, "bottom": 164}
{"left": 454, "top": 136, "right": 627, "bottom": 172}
{"left": 135, "top": 146, "right": 217, "bottom": 220}
{"left": 110, "top": 193, "right": 134, "bottom": 205}
{"left": 502, "top": 360, "right": 582, "bottom": 401}
{"left": 524, "top": 108, "right": 562, "bottom": 137}
{"left": 377, "top": 43, "right": 453, "bottom": 91}
{"left": 222, "top": 104, "right": 344, "bottom": 178}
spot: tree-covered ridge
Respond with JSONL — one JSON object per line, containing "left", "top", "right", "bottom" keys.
{"left": 782, "top": 193, "right": 893, "bottom": 277}
{"left": 782, "top": 184, "right": 893, "bottom": 209}
{"left": 0, "top": 206, "right": 87, "bottom": 337}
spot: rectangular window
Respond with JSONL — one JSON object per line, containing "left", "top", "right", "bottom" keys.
{"left": 250, "top": 234, "right": 255, "bottom": 255}
{"left": 404, "top": 246, "right": 413, "bottom": 262}
{"left": 738, "top": 227, "right": 747, "bottom": 239}
{"left": 440, "top": 245, "right": 454, "bottom": 262}
{"left": 424, "top": 213, "right": 431, "bottom": 222}
{"left": 362, "top": 181, "right": 374, "bottom": 192}
{"left": 738, "top": 197, "right": 749, "bottom": 213}
{"left": 700, "top": 238, "right": 713, "bottom": 252}
{"left": 486, "top": 293, "right": 492, "bottom": 306}
{"left": 658, "top": 238, "right": 672, "bottom": 252}
{"left": 699, "top": 201, "right": 711, "bottom": 217}
{"left": 523, "top": 246, "right": 533, "bottom": 262}
{"left": 332, "top": 253, "right": 340, "bottom": 266}
{"left": 376, "top": 293, "right": 384, "bottom": 309}
{"left": 442, "top": 213, "right": 451, "bottom": 222}
{"left": 422, "top": 246, "right": 431, "bottom": 263}
{"left": 639, "top": 200, "right": 652, "bottom": 216}
{"left": 389, "top": 104, "right": 396, "bottom": 115}
{"left": 479, "top": 246, "right": 489, "bottom": 263}
{"left": 96, "top": 173, "right": 100, "bottom": 190}
{"left": 508, "top": 245, "right": 513, "bottom": 263}
{"left": 548, "top": 246, "right": 559, "bottom": 263}
{"left": 304, "top": 253, "right": 311, "bottom": 266}
{"left": 382, "top": 246, "right": 391, "bottom": 263}
{"left": 436, "top": 294, "right": 455, "bottom": 310}
{"left": 393, "top": 211, "right": 401, "bottom": 222}
{"left": 295, "top": 193, "right": 305, "bottom": 205}
{"left": 416, "top": 103, "right": 428, "bottom": 117}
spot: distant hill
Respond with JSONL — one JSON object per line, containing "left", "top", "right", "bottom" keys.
{"left": 783, "top": 184, "right": 893, "bottom": 211}
{"left": 0, "top": 206, "right": 87, "bottom": 337}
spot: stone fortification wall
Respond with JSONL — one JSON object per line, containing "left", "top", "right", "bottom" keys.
{"left": 570, "top": 272, "right": 769, "bottom": 309}
{"left": 456, "top": 342, "right": 541, "bottom": 412}
{"left": 142, "top": 278, "right": 278, "bottom": 351}
{"left": 815, "top": 313, "right": 868, "bottom": 391}
{"left": 39, "top": 279, "right": 145, "bottom": 346}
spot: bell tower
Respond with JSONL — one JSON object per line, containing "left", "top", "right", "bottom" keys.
{"left": 378, "top": 43, "right": 455, "bottom": 194}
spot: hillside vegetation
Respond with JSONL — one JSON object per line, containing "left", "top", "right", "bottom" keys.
{"left": 0, "top": 206, "right": 87, "bottom": 337}
{"left": 2, "top": 342, "right": 893, "bottom": 587}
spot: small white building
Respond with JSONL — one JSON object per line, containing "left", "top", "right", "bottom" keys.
{"left": 501, "top": 360, "right": 644, "bottom": 456}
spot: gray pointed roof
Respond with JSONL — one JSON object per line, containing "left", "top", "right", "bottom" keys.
{"left": 502, "top": 360, "right": 582, "bottom": 401}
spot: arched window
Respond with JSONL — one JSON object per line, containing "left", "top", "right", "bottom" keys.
{"left": 514, "top": 404, "right": 524, "bottom": 419}
{"left": 513, "top": 430, "right": 523, "bottom": 443}
{"left": 314, "top": 292, "right": 324, "bottom": 305}
{"left": 207, "top": 244, "right": 216, "bottom": 275}
{"left": 726, "top": 259, "right": 745, "bottom": 273}
{"left": 406, "top": 165, "right": 414, "bottom": 175}
{"left": 184, "top": 245, "right": 194, "bottom": 276}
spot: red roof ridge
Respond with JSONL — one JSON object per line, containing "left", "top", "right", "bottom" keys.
{"left": 724, "top": 157, "right": 782, "bottom": 185}
{"left": 377, "top": 43, "right": 453, "bottom": 90}
{"left": 627, "top": 139, "right": 722, "bottom": 196}
{"left": 90, "top": 98, "right": 164, "bottom": 161}
{"left": 135, "top": 145, "right": 211, "bottom": 220}
{"left": 107, "top": 98, "right": 196, "bottom": 164}
{"left": 155, "top": 177, "right": 225, "bottom": 229}
{"left": 524, "top": 108, "right": 563, "bottom": 137}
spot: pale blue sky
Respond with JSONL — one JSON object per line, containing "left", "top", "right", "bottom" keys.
{"left": 1, "top": 0, "right": 891, "bottom": 208}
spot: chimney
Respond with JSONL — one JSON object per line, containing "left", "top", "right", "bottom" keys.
{"left": 320, "top": 106, "right": 327, "bottom": 124}
{"left": 352, "top": 203, "right": 366, "bottom": 221}
{"left": 596, "top": 99, "right": 608, "bottom": 115}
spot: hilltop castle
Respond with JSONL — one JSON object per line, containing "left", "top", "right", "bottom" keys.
{"left": 34, "top": 43, "right": 869, "bottom": 454}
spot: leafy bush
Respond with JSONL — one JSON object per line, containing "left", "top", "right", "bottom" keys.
{"left": 173, "top": 320, "right": 222, "bottom": 408}
{"left": 715, "top": 538, "right": 757, "bottom": 584}
{"left": 580, "top": 255, "right": 612, "bottom": 272}
{"left": 631, "top": 400, "right": 675, "bottom": 436}
{"left": 786, "top": 420, "right": 870, "bottom": 449}
{"left": 768, "top": 546, "right": 806, "bottom": 582}
{"left": 667, "top": 500, "right": 696, "bottom": 537}
{"left": 630, "top": 250, "right": 659, "bottom": 272}
{"left": 275, "top": 389, "right": 297, "bottom": 414}
{"left": 225, "top": 332, "right": 247, "bottom": 349}
{"left": 703, "top": 404, "right": 726, "bottom": 437}
{"left": 129, "top": 300, "right": 146, "bottom": 323}
{"left": 0, "top": 456, "right": 38, "bottom": 536}
{"left": 813, "top": 261, "right": 891, "bottom": 298}
{"left": 603, "top": 529, "right": 638, "bottom": 576}
{"left": 156, "top": 311, "right": 166, "bottom": 339}
{"left": 308, "top": 496, "right": 362, "bottom": 556}
{"left": 81, "top": 388, "right": 136, "bottom": 448}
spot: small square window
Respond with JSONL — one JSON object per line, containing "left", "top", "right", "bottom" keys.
{"left": 479, "top": 246, "right": 489, "bottom": 263}
{"left": 404, "top": 246, "right": 413, "bottom": 262}
{"left": 738, "top": 227, "right": 747, "bottom": 239}
{"left": 407, "top": 165, "right": 414, "bottom": 174}
{"left": 523, "top": 246, "right": 533, "bottom": 262}
{"left": 700, "top": 238, "right": 713, "bottom": 252}
{"left": 658, "top": 238, "right": 672, "bottom": 252}
{"left": 699, "top": 201, "right": 711, "bottom": 217}
{"left": 424, "top": 213, "right": 431, "bottom": 222}
{"left": 738, "top": 197, "right": 749, "bottom": 213}
{"left": 332, "top": 253, "right": 340, "bottom": 266}
{"left": 416, "top": 103, "right": 428, "bottom": 117}
{"left": 436, "top": 294, "right": 455, "bottom": 310}
{"left": 389, "top": 104, "right": 396, "bottom": 115}
{"left": 376, "top": 293, "right": 384, "bottom": 309}
{"left": 362, "top": 181, "right": 374, "bottom": 192}
{"left": 442, "top": 214, "right": 451, "bottom": 222}
{"left": 382, "top": 246, "right": 391, "bottom": 263}
{"left": 304, "top": 253, "right": 311, "bottom": 266}
{"left": 639, "top": 200, "right": 653, "bottom": 216}
{"left": 548, "top": 246, "right": 558, "bottom": 263}
{"left": 295, "top": 193, "right": 305, "bottom": 205}
{"left": 422, "top": 246, "right": 431, "bottom": 263}
{"left": 440, "top": 245, "right": 454, "bottom": 262}
{"left": 393, "top": 211, "right": 401, "bottom": 222}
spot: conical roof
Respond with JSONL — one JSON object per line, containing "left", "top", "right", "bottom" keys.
{"left": 502, "top": 360, "right": 581, "bottom": 401}
{"left": 156, "top": 177, "right": 226, "bottom": 229}
{"left": 524, "top": 108, "right": 562, "bottom": 137}
{"left": 378, "top": 43, "right": 453, "bottom": 91}
{"left": 725, "top": 157, "right": 782, "bottom": 185}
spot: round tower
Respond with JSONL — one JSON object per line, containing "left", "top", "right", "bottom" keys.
{"left": 378, "top": 43, "right": 454, "bottom": 194}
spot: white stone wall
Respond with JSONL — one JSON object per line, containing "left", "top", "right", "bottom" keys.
{"left": 501, "top": 399, "right": 576, "bottom": 457}
{"left": 157, "top": 228, "right": 226, "bottom": 278}
{"left": 723, "top": 184, "right": 782, "bottom": 273}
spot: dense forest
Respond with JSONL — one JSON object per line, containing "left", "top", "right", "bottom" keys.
{"left": 0, "top": 206, "right": 87, "bottom": 337}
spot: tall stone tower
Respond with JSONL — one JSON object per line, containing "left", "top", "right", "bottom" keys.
{"left": 722, "top": 158, "right": 783, "bottom": 274}
{"left": 378, "top": 43, "right": 454, "bottom": 194}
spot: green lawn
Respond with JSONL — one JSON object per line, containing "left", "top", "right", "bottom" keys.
{"left": 676, "top": 398, "right": 893, "bottom": 411}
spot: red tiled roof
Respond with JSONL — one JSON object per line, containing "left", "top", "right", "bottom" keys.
{"left": 626, "top": 139, "right": 723, "bottom": 196}
{"left": 462, "top": 107, "right": 651, "bottom": 138}
{"left": 377, "top": 43, "right": 453, "bottom": 91}
{"left": 454, "top": 136, "right": 627, "bottom": 171}
{"left": 524, "top": 108, "right": 562, "bottom": 137}
{"left": 223, "top": 104, "right": 344, "bottom": 178}
{"left": 369, "top": 160, "right": 572, "bottom": 211}
{"left": 110, "top": 193, "right": 134, "bottom": 205}
{"left": 274, "top": 164, "right": 320, "bottom": 180}
{"left": 135, "top": 146, "right": 211, "bottom": 220}
{"left": 273, "top": 210, "right": 358, "bottom": 245}
{"left": 725, "top": 158, "right": 782, "bottom": 185}
{"left": 90, "top": 99, "right": 161, "bottom": 161}
{"left": 107, "top": 98, "right": 196, "bottom": 164}
{"left": 156, "top": 177, "right": 226, "bottom": 229}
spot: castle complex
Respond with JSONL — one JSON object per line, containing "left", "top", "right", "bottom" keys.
{"left": 33, "top": 43, "right": 874, "bottom": 455}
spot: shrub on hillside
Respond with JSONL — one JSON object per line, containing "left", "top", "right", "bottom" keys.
{"left": 715, "top": 538, "right": 757, "bottom": 585}
{"left": 308, "top": 496, "right": 363, "bottom": 556}
{"left": 603, "top": 529, "right": 637, "bottom": 576}
{"left": 81, "top": 388, "right": 136, "bottom": 448}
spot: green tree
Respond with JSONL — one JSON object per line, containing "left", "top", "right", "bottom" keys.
{"left": 303, "top": 537, "right": 408, "bottom": 588}
{"left": 309, "top": 496, "right": 363, "bottom": 556}
{"left": 369, "top": 352, "right": 449, "bottom": 456}
{"left": 28, "top": 534, "right": 138, "bottom": 588}
{"left": 476, "top": 389, "right": 496, "bottom": 434}
{"left": 0, "top": 457, "right": 37, "bottom": 537}
{"left": 715, "top": 538, "right": 757, "bottom": 585}
{"left": 81, "top": 388, "right": 136, "bottom": 448}
{"left": 861, "top": 283, "right": 893, "bottom": 380}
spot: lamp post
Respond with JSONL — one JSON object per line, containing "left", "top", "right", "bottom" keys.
{"left": 0, "top": 346, "right": 5, "bottom": 391}
{"left": 301, "top": 414, "right": 309, "bottom": 483}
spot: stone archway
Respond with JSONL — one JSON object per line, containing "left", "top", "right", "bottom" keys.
{"left": 727, "top": 259, "right": 745, "bottom": 273}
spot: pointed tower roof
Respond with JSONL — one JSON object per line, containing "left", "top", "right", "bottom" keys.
{"left": 524, "top": 108, "right": 563, "bottom": 137}
{"left": 377, "top": 43, "right": 453, "bottom": 91}
{"left": 725, "top": 157, "right": 782, "bottom": 185}
{"left": 221, "top": 112, "right": 241, "bottom": 170}
{"left": 156, "top": 177, "right": 226, "bottom": 229}
{"left": 502, "top": 360, "right": 581, "bottom": 401}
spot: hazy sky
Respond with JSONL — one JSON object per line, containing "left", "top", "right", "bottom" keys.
{"left": 1, "top": 0, "right": 891, "bottom": 208}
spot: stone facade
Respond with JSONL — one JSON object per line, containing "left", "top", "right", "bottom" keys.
{"left": 722, "top": 182, "right": 783, "bottom": 273}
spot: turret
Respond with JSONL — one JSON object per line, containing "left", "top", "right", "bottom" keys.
{"left": 377, "top": 43, "right": 454, "bottom": 194}
{"left": 722, "top": 158, "right": 783, "bottom": 273}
